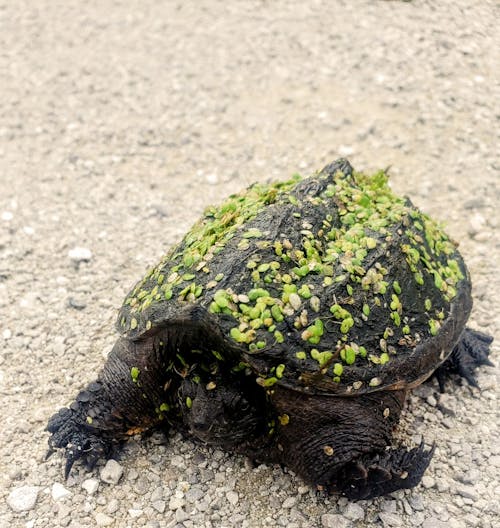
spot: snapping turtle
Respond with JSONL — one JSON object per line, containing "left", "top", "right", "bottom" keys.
{"left": 47, "top": 159, "right": 493, "bottom": 499}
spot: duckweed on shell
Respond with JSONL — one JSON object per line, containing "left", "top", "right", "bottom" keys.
{"left": 117, "top": 159, "right": 469, "bottom": 393}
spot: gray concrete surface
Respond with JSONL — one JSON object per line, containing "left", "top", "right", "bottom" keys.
{"left": 1, "top": 1, "right": 498, "bottom": 527}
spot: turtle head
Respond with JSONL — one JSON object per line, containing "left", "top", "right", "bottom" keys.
{"left": 179, "top": 377, "right": 264, "bottom": 447}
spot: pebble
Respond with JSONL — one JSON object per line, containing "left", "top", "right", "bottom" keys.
{"left": 169, "top": 496, "right": 186, "bottom": 510}
{"left": 379, "top": 512, "right": 403, "bottom": 527}
{"left": 321, "top": 514, "right": 352, "bottom": 528}
{"left": 82, "top": 478, "right": 99, "bottom": 494}
{"left": 106, "top": 498, "right": 120, "bottom": 514}
{"left": 422, "top": 518, "right": 448, "bottom": 528}
{"left": 175, "top": 508, "right": 190, "bottom": 522}
{"left": 68, "top": 246, "right": 93, "bottom": 263}
{"left": 282, "top": 496, "right": 297, "bottom": 508}
{"left": 51, "top": 482, "right": 72, "bottom": 501}
{"left": 95, "top": 512, "right": 115, "bottom": 526}
{"left": 128, "top": 508, "right": 143, "bottom": 518}
{"left": 100, "top": 459, "right": 124, "bottom": 485}
{"left": 1, "top": 211, "right": 13, "bottom": 221}
{"left": 468, "top": 212, "right": 486, "bottom": 235}
{"left": 456, "top": 484, "right": 479, "bottom": 501}
{"left": 421, "top": 475, "right": 436, "bottom": 489}
{"left": 152, "top": 500, "right": 166, "bottom": 513}
{"left": 6, "top": 486, "right": 39, "bottom": 512}
{"left": 226, "top": 491, "right": 239, "bottom": 505}
{"left": 409, "top": 494, "right": 425, "bottom": 511}
{"left": 426, "top": 395, "right": 437, "bottom": 407}
{"left": 344, "top": 502, "right": 365, "bottom": 521}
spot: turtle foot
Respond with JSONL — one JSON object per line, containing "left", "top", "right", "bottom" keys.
{"left": 47, "top": 406, "right": 114, "bottom": 478}
{"left": 435, "top": 327, "right": 494, "bottom": 392}
{"left": 336, "top": 442, "right": 435, "bottom": 500}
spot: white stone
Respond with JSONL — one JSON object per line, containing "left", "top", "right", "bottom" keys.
{"left": 379, "top": 512, "right": 403, "bottom": 527}
{"left": 2, "top": 328, "right": 11, "bottom": 339}
{"left": 128, "top": 508, "right": 143, "bottom": 518}
{"left": 205, "top": 173, "right": 219, "bottom": 184}
{"left": 282, "top": 496, "right": 297, "bottom": 508}
{"left": 68, "top": 246, "right": 93, "bottom": 262}
{"left": 344, "top": 502, "right": 365, "bottom": 521}
{"left": 321, "top": 513, "right": 351, "bottom": 528}
{"left": 100, "top": 459, "right": 123, "bottom": 485}
{"left": 169, "top": 496, "right": 185, "bottom": 510}
{"left": 421, "top": 475, "right": 436, "bottom": 489}
{"left": 152, "top": 500, "right": 166, "bottom": 513}
{"left": 226, "top": 491, "right": 239, "bottom": 505}
{"left": 468, "top": 212, "right": 486, "bottom": 235}
{"left": 1, "top": 211, "right": 13, "bottom": 221}
{"left": 82, "top": 478, "right": 99, "bottom": 494}
{"left": 7, "top": 486, "right": 39, "bottom": 512}
{"left": 95, "top": 512, "right": 114, "bottom": 526}
{"left": 51, "top": 482, "right": 72, "bottom": 501}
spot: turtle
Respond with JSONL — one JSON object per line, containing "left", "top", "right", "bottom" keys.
{"left": 47, "top": 159, "right": 493, "bottom": 500}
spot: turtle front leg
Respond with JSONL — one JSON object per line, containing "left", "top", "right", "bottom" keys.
{"left": 434, "top": 327, "right": 493, "bottom": 392}
{"left": 47, "top": 382, "right": 120, "bottom": 478}
{"left": 333, "top": 442, "right": 435, "bottom": 500}
{"left": 47, "top": 337, "right": 168, "bottom": 477}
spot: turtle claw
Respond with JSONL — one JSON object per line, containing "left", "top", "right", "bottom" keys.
{"left": 47, "top": 406, "right": 112, "bottom": 478}
{"left": 435, "top": 327, "right": 494, "bottom": 392}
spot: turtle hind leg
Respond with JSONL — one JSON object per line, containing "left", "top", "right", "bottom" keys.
{"left": 435, "top": 328, "right": 494, "bottom": 392}
{"left": 335, "top": 442, "right": 435, "bottom": 500}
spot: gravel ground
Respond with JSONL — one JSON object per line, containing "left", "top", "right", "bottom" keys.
{"left": 1, "top": 1, "right": 499, "bottom": 527}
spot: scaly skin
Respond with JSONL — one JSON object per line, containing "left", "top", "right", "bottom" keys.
{"left": 47, "top": 328, "right": 492, "bottom": 499}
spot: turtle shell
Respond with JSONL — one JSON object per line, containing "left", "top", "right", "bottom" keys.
{"left": 117, "top": 159, "right": 472, "bottom": 395}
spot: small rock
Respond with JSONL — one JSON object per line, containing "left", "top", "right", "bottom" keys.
{"left": 51, "top": 482, "right": 72, "bottom": 501}
{"left": 410, "top": 494, "right": 425, "bottom": 511}
{"left": 7, "top": 486, "right": 39, "bottom": 512}
{"left": 100, "top": 459, "right": 124, "bottom": 485}
{"left": 67, "top": 297, "right": 87, "bottom": 310}
{"left": 378, "top": 512, "right": 403, "bottom": 527}
{"left": 205, "top": 173, "right": 219, "bottom": 185}
{"left": 2, "top": 328, "right": 12, "bottom": 339}
{"left": 344, "top": 502, "right": 365, "bottom": 521}
{"left": 82, "top": 478, "right": 99, "bottom": 494}
{"left": 282, "top": 496, "right": 297, "bottom": 508}
{"left": 169, "top": 496, "right": 186, "bottom": 510}
{"left": 426, "top": 395, "right": 437, "bottom": 407}
{"left": 175, "top": 508, "right": 190, "bottom": 522}
{"left": 152, "top": 500, "right": 166, "bottom": 513}
{"left": 468, "top": 213, "right": 486, "bottom": 235}
{"left": 381, "top": 500, "right": 397, "bottom": 513}
{"left": 185, "top": 486, "right": 204, "bottom": 503}
{"left": 1, "top": 211, "right": 13, "bottom": 221}
{"left": 106, "top": 498, "right": 120, "bottom": 514}
{"left": 456, "top": 485, "right": 479, "bottom": 501}
{"left": 68, "top": 247, "right": 93, "bottom": 263}
{"left": 226, "top": 491, "right": 239, "bottom": 505}
{"left": 421, "top": 475, "right": 436, "bottom": 489}
{"left": 321, "top": 513, "right": 351, "bottom": 528}
{"left": 128, "top": 509, "right": 143, "bottom": 518}
{"left": 95, "top": 512, "right": 114, "bottom": 526}
{"left": 422, "top": 518, "right": 447, "bottom": 528}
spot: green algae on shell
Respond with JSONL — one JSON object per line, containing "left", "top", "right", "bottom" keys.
{"left": 116, "top": 159, "right": 471, "bottom": 395}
